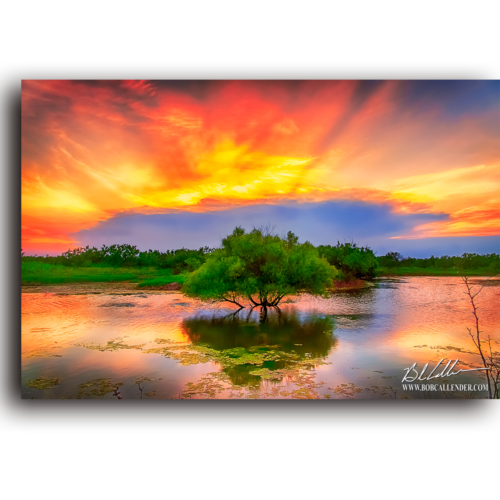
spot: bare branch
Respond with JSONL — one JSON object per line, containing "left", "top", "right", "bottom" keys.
{"left": 461, "top": 275, "right": 494, "bottom": 398}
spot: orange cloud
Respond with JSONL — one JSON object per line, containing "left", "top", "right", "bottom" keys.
{"left": 21, "top": 80, "right": 500, "bottom": 253}
{"left": 394, "top": 202, "right": 500, "bottom": 239}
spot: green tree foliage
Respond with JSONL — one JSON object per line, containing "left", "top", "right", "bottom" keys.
{"left": 377, "top": 251, "right": 403, "bottom": 268}
{"left": 135, "top": 247, "right": 209, "bottom": 273}
{"left": 317, "top": 241, "right": 378, "bottom": 279}
{"left": 23, "top": 232, "right": 499, "bottom": 286}
{"left": 377, "top": 252, "right": 500, "bottom": 272}
{"left": 22, "top": 244, "right": 213, "bottom": 272}
{"left": 183, "top": 227, "right": 337, "bottom": 308}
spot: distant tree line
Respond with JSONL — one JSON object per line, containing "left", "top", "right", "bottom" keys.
{"left": 21, "top": 240, "right": 500, "bottom": 277}
{"left": 22, "top": 244, "right": 214, "bottom": 274}
{"left": 377, "top": 252, "right": 500, "bottom": 272}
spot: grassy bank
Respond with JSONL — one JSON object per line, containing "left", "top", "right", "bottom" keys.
{"left": 21, "top": 257, "right": 340, "bottom": 289}
{"left": 22, "top": 260, "right": 497, "bottom": 288}
{"left": 21, "top": 261, "right": 184, "bottom": 286}
{"left": 136, "top": 275, "right": 186, "bottom": 288}
{"left": 378, "top": 266, "right": 497, "bottom": 277}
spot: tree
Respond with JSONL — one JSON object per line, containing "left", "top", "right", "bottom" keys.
{"left": 318, "top": 241, "right": 378, "bottom": 279}
{"left": 183, "top": 227, "right": 337, "bottom": 308}
{"left": 461, "top": 276, "right": 500, "bottom": 399}
{"left": 377, "top": 251, "right": 403, "bottom": 269}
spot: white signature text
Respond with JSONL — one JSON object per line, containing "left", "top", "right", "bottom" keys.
{"left": 402, "top": 358, "right": 490, "bottom": 383}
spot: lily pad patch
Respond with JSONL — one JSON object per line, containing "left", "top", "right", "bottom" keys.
{"left": 26, "top": 377, "right": 61, "bottom": 390}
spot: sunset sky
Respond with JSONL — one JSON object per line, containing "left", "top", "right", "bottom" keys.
{"left": 21, "top": 80, "right": 500, "bottom": 256}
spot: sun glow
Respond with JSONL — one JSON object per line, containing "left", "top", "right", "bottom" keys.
{"left": 21, "top": 80, "right": 500, "bottom": 253}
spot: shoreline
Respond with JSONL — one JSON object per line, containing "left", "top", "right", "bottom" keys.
{"left": 20, "top": 273, "right": 499, "bottom": 292}
{"left": 379, "top": 271, "right": 498, "bottom": 277}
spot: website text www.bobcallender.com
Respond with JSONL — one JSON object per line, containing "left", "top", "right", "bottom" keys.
{"left": 402, "top": 384, "right": 488, "bottom": 392}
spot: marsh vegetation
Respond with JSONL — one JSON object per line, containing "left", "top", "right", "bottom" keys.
{"left": 22, "top": 229, "right": 498, "bottom": 290}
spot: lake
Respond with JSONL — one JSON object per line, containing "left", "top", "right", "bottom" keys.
{"left": 21, "top": 277, "right": 500, "bottom": 399}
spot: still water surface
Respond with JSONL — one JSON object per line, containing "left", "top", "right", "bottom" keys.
{"left": 21, "top": 277, "right": 500, "bottom": 399}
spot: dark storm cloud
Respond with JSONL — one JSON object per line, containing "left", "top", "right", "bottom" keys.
{"left": 148, "top": 80, "right": 220, "bottom": 101}
{"left": 21, "top": 89, "right": 75, "bottom": 162}
{"left": 399, "top": 80, "right": 500, "bottom": 117}
{"left": 70, "top": 80, "right": 159, "bottom": 106}
{"left": 72, "top": 200, "right": 447, "bottom": 253}
{"left": 373, "top": 235, "right": 500, "bottom": 259}
{"left": 111, "top": 101, "right": 151, "bottom": 123}
{"left": 22, "top": 90, "right": 74, "bottom": 125}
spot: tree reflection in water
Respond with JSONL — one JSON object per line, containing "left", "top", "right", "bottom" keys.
{"left": 181, "top": 307, "right": 338, "bottom": 387}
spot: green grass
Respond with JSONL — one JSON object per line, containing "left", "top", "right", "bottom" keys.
{"left": 21, "top": 261, "right": 180, "bottom": 285}
{"left": 379, "top": 266, "right": 498, "bottom": 277}
{"left": 22, "top": 260, "right": 498, "bottom": 286}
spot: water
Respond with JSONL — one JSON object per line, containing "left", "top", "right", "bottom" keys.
{"left": 21, "top": 277, "right": 500, "bottom": 399}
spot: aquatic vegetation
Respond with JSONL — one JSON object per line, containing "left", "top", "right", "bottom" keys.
{"left": 431, "top": 345, "right": 467, "bottom": 353}
{"left": 77, "top": 379, "right": 123, "bottom": 398}
{"left": 178, "top": 372, "right": 231, "bottom": 399}
{"left": 26, "top": 350, "right": 63, "bottom": 358}
{"left": 133, "top": 376, "right": 154, "bottom": 385}
{"left": 330, "top": 383, "right": 363, "bottom": 398}
{"left": 324, "top": 383, "right": 402, "bottom": 400}
{"left": 249, "top": 368, "right": 284, "bottom": 380}
{"left": 173, "top": 351, "right": 329, "bottom": 399}
{"left": 143, "top": 326, "right": 332, "bottom": 398}
{"left": 291, "top": 388, "right": 318, "bottom": 399}
{"left": 26, "top": 377, "right": 61, "bottom": 390}
{"left": 144, "top": 342, "right": 283, "bottom": 367}
{"left": 142, "top": 344, "right": 213, "bottom": 365}
{"left": 413, "top": 344, "right": 479, "bottom": 356}
{"left": 220, "top": 349, "right": 282, "bottom": 366}
{"left": 99, "top": 302, "right": 135, "bottom": 307}
{"left": 155, "top": 337, "right": 194, "bottom": 344}
{"left": 75, "top": 337, "right": 146, "bottom": 352}
{"left": 146, "top": 334, "right": 303, "bottom": 370}
{"left": 296, "top": 358, "right": 329, "bottom": 368}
